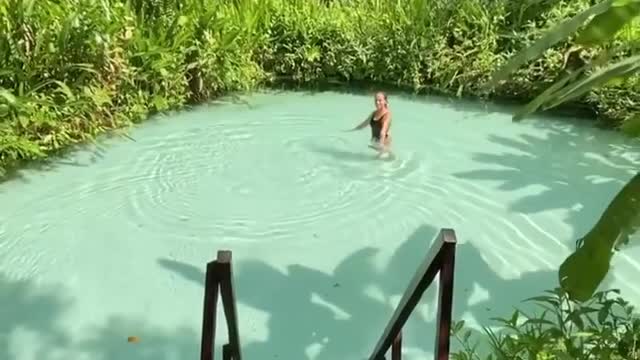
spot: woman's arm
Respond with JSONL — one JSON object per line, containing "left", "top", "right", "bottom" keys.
{"left": 349, "top": 112, "right": 373, "bottom": 131}
{"left": 378, "top": 112, "right": 391, "bottom": 144}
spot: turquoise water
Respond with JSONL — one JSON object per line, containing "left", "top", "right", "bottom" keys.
{"left": 1, "top": 90, "right": 640, "bottom": 360}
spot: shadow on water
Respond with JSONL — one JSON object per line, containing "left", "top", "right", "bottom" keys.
{"left": 0, "top": 270, "right": 201, "bottom": 360}
{"left": 76, "top": 317, "right": 199, "bottom": 360}
{"left": 0, "top": 142, "right": 107, "bottom": 186}
{"left": 157, "top": 258, "right": 205, "bottom": 286}
{"left": 0, "top": 248, "right": 206, "bottom": 360}
{"left": 2, "top": 225, "right": 613, "bottom": 360}
{"left": 157, "top": 224, "right": 584, "bottom": 359}
{"left": 0, "top": 273, "right": 71, "bottom": 360}
{"left": 453, "top": 120, "right": 640, "bottom": 240}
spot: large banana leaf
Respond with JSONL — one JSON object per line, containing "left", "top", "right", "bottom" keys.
{"left": 487, "top": 0, "right": 613, "bottom": 87}
{"left": 512, "top": 64, "right": 587, "bottom": 121}
{"left": 543, "top": 54, "right": 640, "bottom": 109}
{"left": 559, "top": 172, "right": 640, "bottom": 302}
{"left": 576, "top": 0, "right": 640, "bottom": 46}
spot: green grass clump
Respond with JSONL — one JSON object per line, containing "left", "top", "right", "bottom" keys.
{"left": 2, "top": 0, "right": 640, "bottom": 175}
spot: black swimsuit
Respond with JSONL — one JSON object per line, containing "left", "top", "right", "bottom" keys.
{"left": 370, "top": 113, "right": 388, "bottom": 141}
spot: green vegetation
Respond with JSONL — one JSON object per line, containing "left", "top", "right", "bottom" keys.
{"left": 3, "top": 0, "right": 640, "bottom": 177}
{"left": 451, "top": 288, "right": 640, "bottom": 359}
{"left": 490, "top": 0, "right": 640, "bottom": 305}
{"left": 489, "top": 0, "right": 640, "bottom": 127}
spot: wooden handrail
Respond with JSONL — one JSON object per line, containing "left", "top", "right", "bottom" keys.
{"left": 368, "top": 228, "right": 457, "bottom": 360}
{"left": 200, "top": 250, "right": 243, "bottom": 360}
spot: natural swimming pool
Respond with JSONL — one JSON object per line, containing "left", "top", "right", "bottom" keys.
{"left": 1, "top": 90, "right": 640, "bottom": 360}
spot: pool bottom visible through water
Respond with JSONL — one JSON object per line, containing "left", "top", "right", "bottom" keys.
{"left": 1, "top": 90, "right": 640, "bottom": 360}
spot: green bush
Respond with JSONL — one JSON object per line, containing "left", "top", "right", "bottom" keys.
{"left": 0, "top": 0, "right": 264, "bottom": 176}
{"left": 2, "top": 0, "right": 640, "bottom": 176}
{"left": 451, "top": 288, "right": 640, "bottom": 359}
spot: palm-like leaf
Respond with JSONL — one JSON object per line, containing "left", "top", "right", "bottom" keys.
{"left": 543, "top": 54, "right": 640, "bottom": 109}
{"left": 487, "top": 0, "right": 613, "bottom": 87}
{"left": 576, "top": 0, "right": 640, "bottom": 46}
{"left": 512, "top": 64, "right": 588, "bottom": 121}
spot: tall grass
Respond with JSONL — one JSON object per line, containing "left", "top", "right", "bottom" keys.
{"left": 1, "top": 0, "right": 640, "bottom": 175}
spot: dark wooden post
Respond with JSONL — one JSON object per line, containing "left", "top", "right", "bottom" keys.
{"left": 367, "top": 228, "right": 457, "bottom": 360}
{"left": 200, "top": 250, "right": 243, "bottom": 360}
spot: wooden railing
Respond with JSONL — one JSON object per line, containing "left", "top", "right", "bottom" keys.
{"left": 368, "top": 228, "right": 457, "bottom": 360}
{"left": 200, "top": 250, "right": 243, "bottom": 360}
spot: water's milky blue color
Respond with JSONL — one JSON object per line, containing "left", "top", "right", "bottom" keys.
{"left": 1, "top": 90, "right": 640, "bottom": 360}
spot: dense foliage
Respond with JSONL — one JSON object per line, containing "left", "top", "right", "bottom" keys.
{"left": 490, "top": 0, "right": 640, "bottom": 305}
{"left": 2, "top": 0, "right": 640, "bottom": 176}
{"left": 489, "top": 0, "right": 640, "bottom": 128}
{"left": 451, "top": 288, "right": 640, "bottom": 359}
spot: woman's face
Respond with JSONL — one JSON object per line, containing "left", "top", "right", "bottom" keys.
{"left": 374, "top": 93, "right": 386, "bottom": 110}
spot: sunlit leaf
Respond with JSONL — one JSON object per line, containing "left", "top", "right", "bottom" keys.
{"left": 0, "top": 104, "right": 9, "bottom": 117}
{"left": 53, "top": 80, "right": 76, "bottom": 101}
{"left": 487, "top": 0, "right": 613, "bottom": 87}
{"left": 543, "top": 54, "right": 640, "bottom": 109}
{"left": 18, "top": 116, "right": 30, "bottom": 128}
{"left": 0, "top": 88, "right": 17, "bottom": 105}
{"left": 598, "top": 302, "right": 612, "bottom": 323}
{"left": 576, "top": 0, "right": 640, "bottom": 46}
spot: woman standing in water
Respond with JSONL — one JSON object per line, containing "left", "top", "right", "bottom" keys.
{"left": 349, "top": 91, "right": 392, "bottom": 157}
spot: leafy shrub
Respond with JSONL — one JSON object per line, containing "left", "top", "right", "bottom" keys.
{"left": 451, "top": 288, "right": 640, "bottom": 359}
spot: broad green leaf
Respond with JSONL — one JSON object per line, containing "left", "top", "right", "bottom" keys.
{"left": 522, "top": 318, "right": 556, "bottom": 326}
{"left": 620, "top": 114, "right": 640, "bottom": 136}
{"left": 63, "top": 63, "right": 100, "bottom": 76}
{"left": 0, "top": 88, "right": 17, "bottom": 105}
{"left": 487, "top": 0, "right": 613, "bottom": 87}
{"left": 52, "top": 80, "right": 75, "bottom": 101}
{"left": 0, "top": 69, "right": 14, "bottom": 77}
{"left": 513, "top": 65, "right": 587, "bottom": 121}
{"left": 18, "top": 116, "right": 30, "bottom": 128}
{"left": 566, "top": 310, "right": 586, "bottom": 330}
{"left": 523, "top": 295, "right": 560, "bottom": 304}
{"left": 543, "top": 54, "right": 640, "bottom": 109}
{"left": 451, "top": 320, "right": 465, "bottom": 335}
{"left": 558, "top": 241, "right": 611, "bottom": 303}
{"left": 29, "top": 79, "right": 57, "bottom": 95}
{"left": 576, "top": 0, "right": 640, "bottom": 46}
{"left": 598, "top": 302, "right": 612, "bottom": 323}
{"left": 559, "top": 172, "right": 640, "bottom": 302}
{"left": 572, "top": 332, "right": 594, "bottom": 337}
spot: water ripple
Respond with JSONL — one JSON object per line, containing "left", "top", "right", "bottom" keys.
{"left": 4, "top": 91, "right": 640, "bottom": 360}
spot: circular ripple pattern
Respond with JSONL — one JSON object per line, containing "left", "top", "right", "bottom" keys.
{"left": 110, "top": 111, "right": 401, "bottom": 242}
{"left": 122, "top": 126, "right": 235, "bottom": 237}
{"left": 0, "top": 92, "right": 588, "bottom": 264}
{"left": 107, "top": 106, "right": 542, "bottom": 247}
